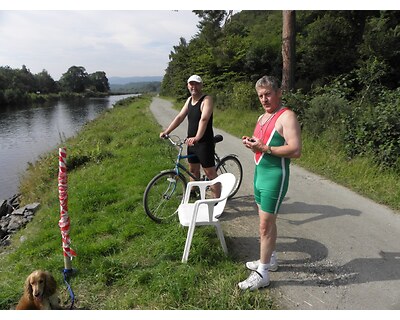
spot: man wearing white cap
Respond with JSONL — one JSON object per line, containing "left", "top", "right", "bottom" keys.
{"left": 160, "top": 75, "right": 219, "bottom": 197}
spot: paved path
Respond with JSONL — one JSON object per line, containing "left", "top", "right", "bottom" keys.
{"left": 150, "top": 96, "right": 400, "bottom": 310}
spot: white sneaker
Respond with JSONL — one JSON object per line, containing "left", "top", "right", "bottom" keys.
{"left": 245, "top": 252, "right": 278, "bottom": 272}
{"left": 238, "top": 271, "right": 270, "bottom": 291}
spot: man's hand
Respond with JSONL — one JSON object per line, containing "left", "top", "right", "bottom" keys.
{"left": 186, "top": 137, "right": 197, "bottom": 146}
{"left": 160, "top": 132, "right": 168, "bottom": 139}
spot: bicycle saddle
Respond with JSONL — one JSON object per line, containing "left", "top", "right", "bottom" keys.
{"left": 214, "top": 134, "right": 223, "bottom": 144}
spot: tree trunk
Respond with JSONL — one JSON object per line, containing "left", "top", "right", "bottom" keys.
{"left": 282, "top": 10, "right": 296, "bottom": 92}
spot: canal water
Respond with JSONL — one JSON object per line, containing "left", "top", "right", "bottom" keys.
{"left": 0, "top": 94, "right": 136, "bottom": 199}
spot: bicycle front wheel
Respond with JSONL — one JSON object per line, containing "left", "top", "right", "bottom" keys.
{"left": 216, "top": 155, "right": 243, "bottom": 199}
{"left": 143, "top": 171, "right": 187, "bottom": 223}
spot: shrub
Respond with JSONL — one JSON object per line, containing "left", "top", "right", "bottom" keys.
{"left": 282, "top": 90, "right": 310, "bottom": 128}
{"left": 214, "top": 81, "right": 258, "bottom": 111}
{"left": 302, "top": 93, "right": 351, "bottom": 137}
{"left": 344, "top": 88, "right": 400, "bottom": 171}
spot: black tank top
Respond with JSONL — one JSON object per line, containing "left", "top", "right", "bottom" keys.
{"left": 187, "top": 95, "right": 214, "bottom": 143}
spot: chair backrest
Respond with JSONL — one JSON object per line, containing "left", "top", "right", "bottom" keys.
{"left": 213, "top": 173, "right": 236, "bottom": 202}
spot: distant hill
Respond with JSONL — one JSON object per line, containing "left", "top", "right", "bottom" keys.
{"left": 108, "top": 76, "right": 163, "bottom": 85}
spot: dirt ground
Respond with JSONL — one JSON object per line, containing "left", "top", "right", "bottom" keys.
{"left": 150, "top": 96, "right": 400, "bottom": 310}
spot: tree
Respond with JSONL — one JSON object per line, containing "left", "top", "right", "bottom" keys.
{"left": 193, "top": 10, "right": 227, "bottom": 45}
{"left": 13, "top": 65, "right": 37, "bottom": 93}
{"left": 89, "top": 71, "right": 110, "bottom": 93}
{"left": 282, "top": 10, "right": 296, "bottom": 91}
{"left": 296, "top": 11, "right": 368, "bottom": 90}
{"left": 35, "top": 69, "right": 58, "bottom": 93}
{"left": 59, "top": 66, "right": 89, "bottom": 93}
{"left": 161, "top": 37, "right": 192, "bottom": 99}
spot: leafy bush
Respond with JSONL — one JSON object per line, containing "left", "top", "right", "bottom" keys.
{"left": 231, "top": 81, "right": 258, "bottom": 110}
{"left": 282, "top": 90, "right": 310, "bottom": 127}
{"left": 344, "top": 88, "right": 400, "bottom": 171}
{"left": 302, "top": 93, "right": 351, "bottom": 137}
{"left": 213, "top": 81, "right": 258, "bottom": 111}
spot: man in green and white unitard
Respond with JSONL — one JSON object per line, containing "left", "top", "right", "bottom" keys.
{"left": 240, "top": 75, "right": 302, "bottom": 291}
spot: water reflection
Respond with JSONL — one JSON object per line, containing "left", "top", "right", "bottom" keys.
{"left": 0, "top": 95, "right": 135, "bottom": 199}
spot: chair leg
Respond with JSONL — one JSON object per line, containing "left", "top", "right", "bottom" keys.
{"left": 182, "top": 225, "right": 196, "bottom": 263}
{"left": 215, "top": 224, "right": 228, "bottom": 254}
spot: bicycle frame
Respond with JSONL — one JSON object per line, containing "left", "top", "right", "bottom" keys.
{"left": 164, "top": 135, "right": 197, "bottom": 181}
{"left": 163, "top": 134, "right": 240, "bottom": 182}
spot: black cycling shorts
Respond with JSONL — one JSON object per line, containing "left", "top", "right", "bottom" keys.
{"left": 187, "top": 142, "right": 215, "bottom": 168}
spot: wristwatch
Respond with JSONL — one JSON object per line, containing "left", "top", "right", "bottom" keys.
{"left": 266, "top": 145, "right": 272, "bottom": 155}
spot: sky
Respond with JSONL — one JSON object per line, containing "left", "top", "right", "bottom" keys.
{"left": 0, "top": 10, "right": 201, "bottom": 81}
{"left": 1, "top": 1, "right": 395, "bottom": 81}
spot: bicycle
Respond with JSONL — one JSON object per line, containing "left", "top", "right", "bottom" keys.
{"left": 143, "top": 134, "right": 243, "bottom": 223}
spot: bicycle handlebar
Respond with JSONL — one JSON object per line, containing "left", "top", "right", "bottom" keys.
{"left": 161, "top": 134, "right": 185, "bottom": 147}
{"left": 162, "top": 134, "right": 223, "bottom": 147}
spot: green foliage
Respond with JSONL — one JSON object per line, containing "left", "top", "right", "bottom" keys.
{"left": 355, "top": 56, "right": 389, "bottom": 106}
{"left": 110, "top": 81, "right": 161, "bottom": 94}
{"left": 297, "top": 14, "right": 360, "bottom": 87}
{"left": 0, "top": 65, "right": 110, "bottom": 107}
{"left": 282, "top": 90, "right": 309, "bottom": 127}
{"left": 163, "top": 10, "right": 399, "bottom": 99}
{"left": 193, "top": 10, "right": 227, "bottom": 44}
{"left": 35, "top": 69, "right": 59, "bottom": 94}
{"left": 89, "top": 71, "right": 110, "bottom": 93}
{"left": 358, "top": 11, "right": 400, "bottom": 89}
{"left": 303, "top": 93, "right": 351, "bottom": 137}
{"left": 210, "top": 80, "right": 259, "bottom": 113}
{"left": 59, "top": 66, "right": 89, "bottom": 93}
{"left": 159, "top": 9, "right": 400, "bottom": 173}
{"left": 160, "top": 37, "right": 191, "bottom": 99}
{"left": 344, "top": 89, "right": 400, "bottom": 171}
{"left": 161, "top": 11, "right": 284, "bottom": 99}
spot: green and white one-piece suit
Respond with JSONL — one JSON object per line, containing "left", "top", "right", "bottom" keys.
{"left": 253, "top": 107, "right": 290, "bottom": 214}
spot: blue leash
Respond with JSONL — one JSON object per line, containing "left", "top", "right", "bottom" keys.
{"left": 62, "top": 269, "right": 75, "bottom": 309}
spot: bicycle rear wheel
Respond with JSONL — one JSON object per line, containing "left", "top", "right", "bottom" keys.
{"left": 216, "top": 155, "right": 243, "bottom": 199}
{"left": 143, "top": 171, "right": 187, "bottom": 223}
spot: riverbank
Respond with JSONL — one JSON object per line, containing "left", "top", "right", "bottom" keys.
{"left": 0, "top": 91, "right": 130, "bottom": 109}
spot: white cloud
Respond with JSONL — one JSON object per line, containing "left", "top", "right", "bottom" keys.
{"left": 0, "top": 10, "right": 199, "bottom": 80}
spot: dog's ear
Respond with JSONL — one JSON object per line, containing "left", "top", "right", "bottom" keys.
{"left": 25, "top": 274, "right": 33, "bottom": 296}
{"left": 44, "top": 271, "right": 57, "bottom": 296}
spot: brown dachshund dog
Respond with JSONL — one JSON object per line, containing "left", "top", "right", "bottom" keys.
{"left": 16, "top": 270, "right": 61, "bottom": 310}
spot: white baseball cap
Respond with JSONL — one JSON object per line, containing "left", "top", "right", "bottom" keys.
{"left": 187, "top": 75, "right": 203, "bottom": 83}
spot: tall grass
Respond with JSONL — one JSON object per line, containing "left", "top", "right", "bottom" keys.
{"left": 295, "top": 133, "right": 400, "bottom": 209}
{"left": 0, "top": 96, "right": 276, "bottom": 310}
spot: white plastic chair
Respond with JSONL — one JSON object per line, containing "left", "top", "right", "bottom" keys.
{"left": 178, "top": 172, "right": 236, "bottom": 263}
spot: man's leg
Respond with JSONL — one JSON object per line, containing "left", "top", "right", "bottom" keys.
{"left": 203, "top": 166, "right": 220, "bottom": 198}
{"left": 188, "top": 162, "right": 201, "bottom": 181}
{"left": 188, "top": 163, "right": 201, "bottom": 198}
{"left": 238, "top": 205, "right": 275, "bottom": 291}
{"left": 259, "top": 207, "right": 277, "bottom": 265}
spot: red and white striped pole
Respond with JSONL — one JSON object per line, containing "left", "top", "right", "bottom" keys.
{"left": 58, "top": 148, "right": 76, "bottom": 270}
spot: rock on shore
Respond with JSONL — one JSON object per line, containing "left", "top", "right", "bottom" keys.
{"left": 0, "top": 194, "right": 40, "bottom": 246}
